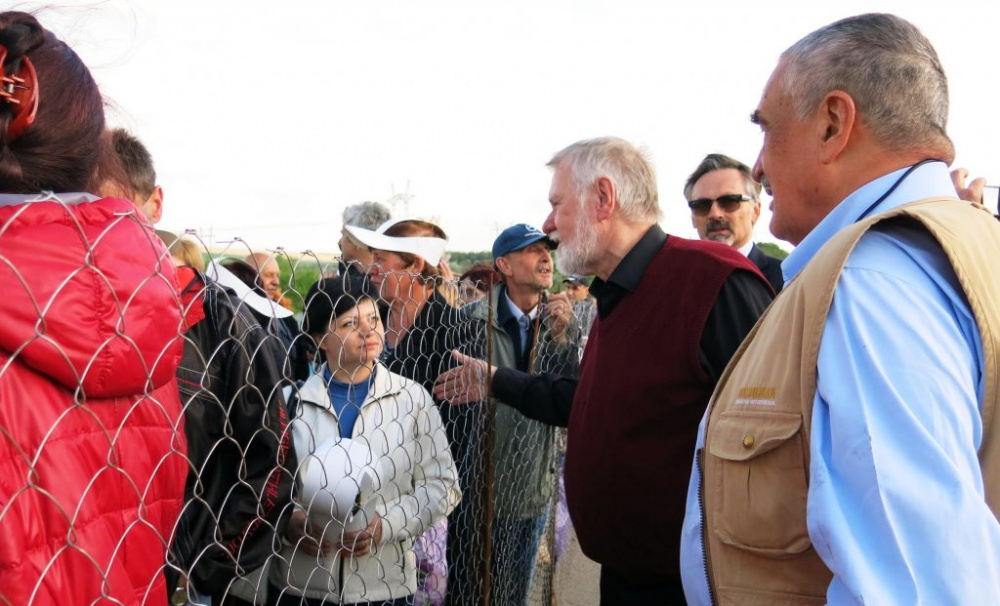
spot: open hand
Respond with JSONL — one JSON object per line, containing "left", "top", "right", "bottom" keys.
{"left": 433, "top": 351, "right": 495, "bottom": 404}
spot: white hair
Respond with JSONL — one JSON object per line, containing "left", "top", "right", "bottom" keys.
{"left": 547, "top": 137, "right": 661, "bottom": 223}
{"left": 342, "top": 201, "right": 391, "bottom": 230}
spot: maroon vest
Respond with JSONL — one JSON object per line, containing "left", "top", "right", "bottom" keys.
{"left": 564, "top": 236, "right": 755, "bottom": 583}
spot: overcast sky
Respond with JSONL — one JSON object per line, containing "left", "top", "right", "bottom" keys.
{"left": 25, "top": 0, "right": 1000, "bottom": 254}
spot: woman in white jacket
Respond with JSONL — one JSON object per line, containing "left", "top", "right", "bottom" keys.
{"left": 269, "top": 277, "right": 460, "bottom": 606}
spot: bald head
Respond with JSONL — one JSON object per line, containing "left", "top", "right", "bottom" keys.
{"left": 245, "top": 253, "right": 281, "bottom": 301}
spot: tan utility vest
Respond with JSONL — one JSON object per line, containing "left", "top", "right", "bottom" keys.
{"left": 701, "top": 198, "right": 1000, "bottom": 605}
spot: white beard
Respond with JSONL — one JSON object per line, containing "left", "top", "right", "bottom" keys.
{"left": 554, "top": 216, "right": 598, "bottom": 276}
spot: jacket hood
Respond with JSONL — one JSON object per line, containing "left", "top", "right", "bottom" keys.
{"left": 0, "top": 195, "right": 183, "bottom": 397}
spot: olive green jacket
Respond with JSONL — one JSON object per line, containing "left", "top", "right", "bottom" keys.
{"left": 462, "top": 283, "right": 580, "bottom": 519}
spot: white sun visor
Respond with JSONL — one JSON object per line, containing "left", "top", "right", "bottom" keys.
{"left": 345, "top": 219, "right": 447, "bottom": 267}
{"left": 206, "top": 261, "right": 294, "bottom": 319}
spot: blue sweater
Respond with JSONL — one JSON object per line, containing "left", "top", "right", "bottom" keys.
{"left": 323, "top": 365, "right": 373, "bottom": 437}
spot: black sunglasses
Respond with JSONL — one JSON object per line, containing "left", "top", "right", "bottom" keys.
{"left": 687, "top": 194, "right": 754, "bottom": 216}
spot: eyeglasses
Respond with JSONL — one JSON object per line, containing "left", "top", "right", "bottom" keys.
{"left": 687, "top": 194, "right": 754, "bottom": 217}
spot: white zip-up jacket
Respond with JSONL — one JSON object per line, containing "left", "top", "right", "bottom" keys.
{"left": 271, "top": 362, "right": 461, "bottom": 603}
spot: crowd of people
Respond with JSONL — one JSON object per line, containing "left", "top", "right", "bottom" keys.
{"left": 1, "top": 8, "right": 1000, "bottom": 606}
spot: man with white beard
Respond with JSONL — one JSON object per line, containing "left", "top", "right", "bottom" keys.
{"left": 435, "top": 137, "right": 773, "bottom": 604}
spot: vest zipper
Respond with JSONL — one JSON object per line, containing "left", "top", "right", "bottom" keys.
{"left": 698, "top": 447, "right": 718, "bottom": 605}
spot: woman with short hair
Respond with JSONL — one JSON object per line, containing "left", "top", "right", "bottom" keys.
{"left": 271, "top": 277, "right": 459, "bottom": 605}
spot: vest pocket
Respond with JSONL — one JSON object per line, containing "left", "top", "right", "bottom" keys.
{"left": 707, "top": 410, "right": 811, "bottom": 556}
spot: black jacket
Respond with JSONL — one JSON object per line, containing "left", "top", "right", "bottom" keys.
{"left": 257, "top": 311, "right": 313, "bottom": 383}
{"left": 383, "top": 288, "right": 461, "bottom": 394}
{"left": 170, "top": 272, "right": 296, "bottom": 597}
{"left": 749, "top": 243, "right": 784, "bottom": 293}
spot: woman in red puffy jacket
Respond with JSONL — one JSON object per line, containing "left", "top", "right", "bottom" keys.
{"left": 0, "top": 12, "right": 187, "bottom": 605}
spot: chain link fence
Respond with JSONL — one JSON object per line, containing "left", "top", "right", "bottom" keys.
{"left": 0, "top": 215, "right": 592, "bottom": 606}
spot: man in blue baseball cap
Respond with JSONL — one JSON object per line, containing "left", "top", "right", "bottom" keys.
{"left": 447, "top": 223, "right": 579, "bottom": 606}
{"left": 489, "top": 223, "right": 573, "bottom": 360}
{"left": 491, "top": 222, "right": 551, "bottom": 259}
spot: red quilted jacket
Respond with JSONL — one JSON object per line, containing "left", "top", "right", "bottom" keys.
{"left": 0, "top": 195, "right": 188, "bottom": 605}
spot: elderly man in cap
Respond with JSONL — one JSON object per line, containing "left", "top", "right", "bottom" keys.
{"left": 446, "top": 224, "right": 579, "bottom": 605}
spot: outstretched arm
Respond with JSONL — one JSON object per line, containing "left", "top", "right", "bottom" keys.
{"left": 433, "top": 351, "right": 576, "bottom": 427}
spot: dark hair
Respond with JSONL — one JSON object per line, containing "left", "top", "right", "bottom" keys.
{"left": 459, "top": 261, "right": 500, "bottom": 289}
{"left": 109, "top": 128, "right": 156, "bottom": 199}
{"left": 0, "top": 12, "right": 108, "bottom": 193}
{"left": 381, "top": 219, "right": 448, "bottom": 281}
{"left": 303, "top": 275, "right": 373, "bottom": 337}
{"left": 682, "top": 153, "right": 761, "bottom": 201}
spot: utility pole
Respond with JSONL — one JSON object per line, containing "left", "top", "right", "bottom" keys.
{"left": 386, "top": 181, "right": 414, "bottom": 217}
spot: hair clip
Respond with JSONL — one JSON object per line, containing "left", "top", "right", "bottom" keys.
{"left": 0, "top": 45, "right": 39, "bottom": 142}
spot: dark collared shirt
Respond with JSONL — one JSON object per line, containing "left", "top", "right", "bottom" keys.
{"left": 492, "top": 224, "right": 773, "bottom": 426}
{"left": 589, "top": 223, "right": 668, "bottom": 319}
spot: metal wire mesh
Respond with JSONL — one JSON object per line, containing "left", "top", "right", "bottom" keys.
{"left": 0, "top": 212, "right": 591, "bottom": 605}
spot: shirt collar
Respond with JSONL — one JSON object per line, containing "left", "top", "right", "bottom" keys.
{"left": 590, "top": 223, "right": 667, "bottom": 296}
{"left": 323, "top": 362, "right": 375, "bottom": 388}
{"left": 782, "top": 161, "right": 955, "bottom": 282}
{"left": 737, "top": 241, "right": 754, "bottom": 257}
{"left": 499, "top": 286, "right": 538, "bottom": 325}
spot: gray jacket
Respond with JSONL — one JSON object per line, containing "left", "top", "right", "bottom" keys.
{"left": 461, "top": 284, "right": 580, "bottom": 519}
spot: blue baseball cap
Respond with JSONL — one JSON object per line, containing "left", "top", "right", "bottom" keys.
{"left": 491, "top": 224, "right": 556, "bottom": 260}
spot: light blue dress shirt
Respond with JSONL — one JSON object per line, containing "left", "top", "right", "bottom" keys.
{"left": 680, "top": 161, "right": 1000, "bottom": 605}
{"left": 504, "top": 290, "right": 538, "bottom": 354}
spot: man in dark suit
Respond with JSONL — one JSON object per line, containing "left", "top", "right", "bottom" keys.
{"left": 684, "top": 153, "right": 784, "bottom": 292}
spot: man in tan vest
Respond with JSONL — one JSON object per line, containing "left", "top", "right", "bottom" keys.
{"left": 680, "top": 13, "right": 1000, "bottom": 605}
